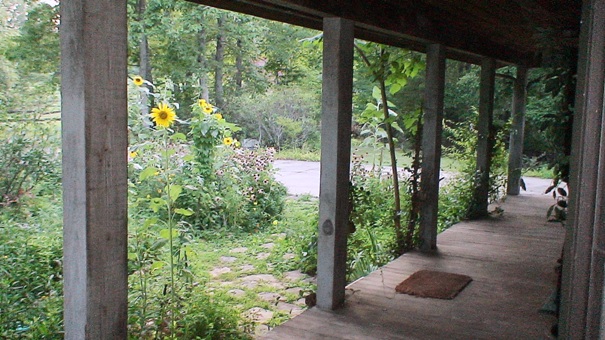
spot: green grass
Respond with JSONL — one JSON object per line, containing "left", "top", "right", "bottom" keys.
{"left": 523, "top": 165, "right": 553, "bottom": 179}
{"left": 278, "top": 144, "right": 553, "bottom": 179}
{"left": 275, "top": 148, "right": 320, "bottom": 162}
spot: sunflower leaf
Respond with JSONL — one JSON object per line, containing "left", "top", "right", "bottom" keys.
{"left": 174, "top": 208, "right": 194, "bottom": 216}
{"left": 171, "top": 132, "right": 187, "bottom": 142}
{"left": 159, "top": 228, "right": 179, "bottom": 239}
{"left": 168, "top": 185, "right": 182, "bottom": 202}
{"left": 139, "top": 167, "right": 158, "bottom": 181}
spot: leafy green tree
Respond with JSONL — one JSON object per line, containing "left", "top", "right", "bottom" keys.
{"left": 6, "top": 3, "right": 59, "bottom": 79}
{"left": 354, "top": 42, "right": 425, "bottom": 254}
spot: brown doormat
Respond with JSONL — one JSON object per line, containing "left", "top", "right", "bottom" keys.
{"left": 395, "top": 270, "right": 472, "bottom": 299}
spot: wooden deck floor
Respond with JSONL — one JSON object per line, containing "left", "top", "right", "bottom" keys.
{"left": 264, "top": 192, "right": 564, "bottom": 339}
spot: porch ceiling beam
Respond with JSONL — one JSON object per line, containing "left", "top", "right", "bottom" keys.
{"left": 187, "top": 0, "right": 538, "bottom": 66}
{"left": 316, "top": 17, "right": 354, "bottom": 311}
{"left": 560, "top": 0, "right": 605, "bottom": 337}
{"left": 419, "top": 43, "right": 446, "bottom": 252}
{"left": 61, "top": 0, "right": 129, "bottom": 337}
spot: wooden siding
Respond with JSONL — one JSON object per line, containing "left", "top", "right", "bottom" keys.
{"left": 264, "top": 193, "right": 563, "bottom": 339}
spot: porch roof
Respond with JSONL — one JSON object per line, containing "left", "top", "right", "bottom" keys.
{"left": 188, "top": 0, "right": 581, "bottom": 66}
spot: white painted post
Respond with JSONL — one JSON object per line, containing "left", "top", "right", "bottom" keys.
{"left": 506, "top": 66, "right": 528, "bottom": 195}
{"left": 419, "top": 44, "right": 446, "bottom": 251}
{"left": 61, "top": 0, "right": 128, "bottom": 338}
{"left": 316, "top": 17, "right": 354, "bottom": 311}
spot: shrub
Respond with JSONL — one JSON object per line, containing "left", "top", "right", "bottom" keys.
{"left": 0, "top": 201, "right": 63, "bottom": 339}
{"left": 226, "top": 86, "right": 321, "bottom": 150}
{"left": 0, "top": 119, "right": 60, "bottom": 207}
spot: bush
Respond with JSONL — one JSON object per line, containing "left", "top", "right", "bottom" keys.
{"left": 212, "top": 148, "right": 287, "bottom": 232}
{"left": 0, "top": 119, "right": 60, "bottom": 207}
{"left": 0, "top": 200, "right": 63, "bottom": 339}
{"left": 442, "top": 117, "right": 508, "bottom": 221}
{"left": 226, "top": 86, "right": 320, "bottom": 150}
{"left": 347, "top": 157, "right": 401, "bottom": 281}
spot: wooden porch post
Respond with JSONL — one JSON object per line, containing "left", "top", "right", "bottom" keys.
{"left": 560, "top": 0, "right": 605, "bottom": 337}
{"left": 506, "top": 66, "right": 528, "bottom": 195}
{"left": 419, "top": 44, "right": 446, "bottom": 251}
{"left": 61, "top": 0, "right": 128, "bottom": 338}
{"left": 469, "top": 58, "right": 496, "bottom": 219}
{"left": 317, "top": 17, "right": 354, "bottom": 310}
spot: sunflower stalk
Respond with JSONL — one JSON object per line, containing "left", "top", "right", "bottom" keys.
{"left": 162, "top": 129, "right": 177, "bottom": 338}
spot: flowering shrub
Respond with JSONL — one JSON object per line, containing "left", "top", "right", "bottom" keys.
{"left": 215, "top": 147, "right": 286, "bottom": 232}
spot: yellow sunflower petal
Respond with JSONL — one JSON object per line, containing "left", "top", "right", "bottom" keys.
{"left": 150, "top": 103, "right": 177, "bottom": 128}
{"left": 133, "top": 76, "right": 144, "bottom": 86}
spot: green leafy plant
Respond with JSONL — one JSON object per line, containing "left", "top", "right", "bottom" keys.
{"left": 354, "top": 42, "right": 425, "bottom": 254}
{"left": 0, "top": 116, "right": 60, "bottom": 207}
{"left": 0, "top": 200, "right": 63, "bottom": 339}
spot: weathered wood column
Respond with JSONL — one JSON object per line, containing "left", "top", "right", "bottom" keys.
{"left": 419, "top": 44, "right": 446, "bottom": 251}
{"left": 469, "top": 58, "right": 496, "bottom": 219}
{"left": 317, "top": 17, "right": 354, "bottom": 310}
{"left": 61, "top": 0, "right": 128, "bottom": 338}
{"left": 506, "top": 66, "right": 528, "bottom": 195}
{"left": 560, "top": 0, "right": 605, "bottom": 337}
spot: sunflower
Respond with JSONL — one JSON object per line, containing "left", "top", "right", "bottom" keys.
{"left": 150, "top": 103, "right": 177, "bottom": 128}
{"left": 223, "top": 137, "right": 234, "bottom": 146}
{"left": 132, "top": 76, "right": 144, "bottom": 86}
{"left": 214, "top": 113, "right": 223, "bottom": 120}
{"left": 198, "top": 99, "right": 214, "bottom": 114}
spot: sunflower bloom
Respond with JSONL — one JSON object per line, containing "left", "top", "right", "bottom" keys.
{"left": 223, "top": 137, "right": 234, "bottom": 146}
{"left": 198, "top": 99, "right": 214, "bottom": 114}
{"left": 214, "top": 113, "right": 223, "bottom": 120}
{"left": 132, "top": 76, "right": 144, "bottom": 86}
{"left": 150, "top": 103, "right": 176, "bottom": 128}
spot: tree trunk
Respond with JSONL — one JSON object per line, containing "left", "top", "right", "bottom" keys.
{"left": 379, "top": 76, "right": 404, "bottom": 254}
{"left": 197, "top": 24, "right": 209, "bottom": 100}
{"left": 137, "top": 0, "right": 152, "bottom": 124}
{"left": 235, "top": 39, "right": 243, "bottom": 91}
{"left": 214, "top": 14, "right": 226, "bottom": 107}
{"left": 138, "top": 0, "right": 151, "bottom": 83}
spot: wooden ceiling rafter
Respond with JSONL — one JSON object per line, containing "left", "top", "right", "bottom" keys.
{"left": 186, "top": 0, "right": 581, "bottom": 67}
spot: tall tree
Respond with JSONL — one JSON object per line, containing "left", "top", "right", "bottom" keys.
{"left": 137, "top": 0, "right": 152, "bottom": 83}
{"left": 7, "top": 3, "right": 59, "bottom": 78}
{"left": 214, "top": 13, "right": 226, "bottom": 107}
{"left": 235, "top": 38, "right": 243, "bottom": 90}
{"left": 197, "top": 13, "right": 210, "bottom": 100}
